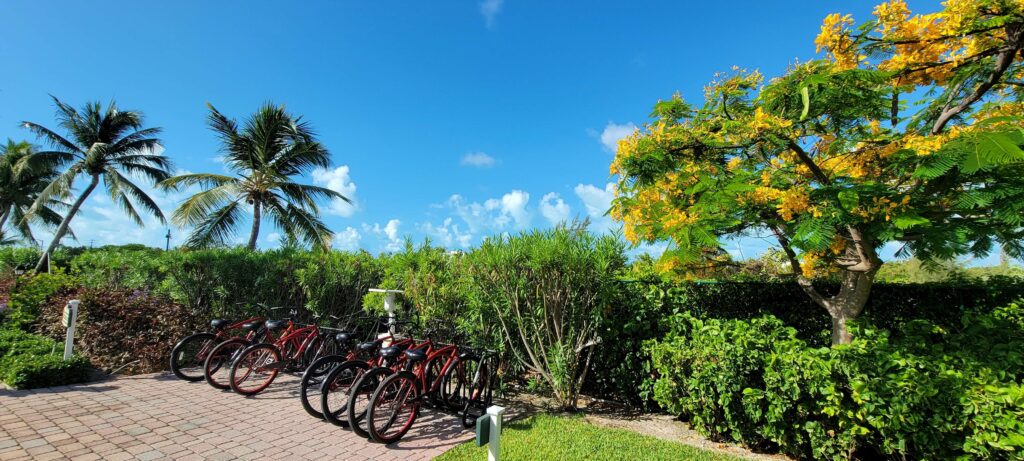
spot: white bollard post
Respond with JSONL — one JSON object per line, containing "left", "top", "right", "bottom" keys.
{"left": 487, "top": 405, "right": 504, "bottom": 461}
{"left": 62, "top": 300, "right": 80, "bottom": 360}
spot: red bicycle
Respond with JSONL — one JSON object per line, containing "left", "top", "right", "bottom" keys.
{"left": 203, "top": 319, "right": 290, "bottom": 390}
{"left": 319, "top": 335, "right": 414, "bottom": 428}
{"left": 346, "top": 338, "right": 436, "bottom": 439}
{"left": 169, "top": 315, "right": 266, "bottom": 381}
{"left": 365, "top": 341, "right": 463, "bottom": 443}
{"left": 229, "top": 318, "right": 328, "bottom": 396}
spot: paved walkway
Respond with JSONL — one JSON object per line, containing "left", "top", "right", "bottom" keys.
{"left": 0, "top": 372, "right": 470, "bottom": 460}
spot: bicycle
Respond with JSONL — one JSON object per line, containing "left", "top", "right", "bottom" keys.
{"left": 346, "top": 337, "right": 436, "bottom": 439}
{"left": 457, "top": 352, "right": 495, "bottom": 428}
{"left": 169, "top": 314, "right": 266, "bottom": 381}
{"left": 228, "top": 313, "right": 332, "bottom": 396}
{"left": 299, "top": 315, "right": 391, "bottom": 419}
{"left": 319, "top": 335, "right": 414, "bottom": 428}
{"left": 364, "top": 340, "right": 464, "bottom": 443}
{"left": 203, "top": 318, "right": 289, "bottom": 390}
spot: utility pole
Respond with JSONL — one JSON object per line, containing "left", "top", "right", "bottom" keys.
{"left": 165, "top": 229, "right": 171, "bottom": 251}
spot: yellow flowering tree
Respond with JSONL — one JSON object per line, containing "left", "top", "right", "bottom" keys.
{"left": 611, "top": 0, "right": 1024, "bottom": 344}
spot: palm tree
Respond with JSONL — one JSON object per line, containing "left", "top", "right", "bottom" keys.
{"left": 22, "top": 97, "right": 171, "bottom": 271}
{"left": 0, "top": 140, "right": 68, "bottom": 242}
{"left": 161, "top": 102, "right": 347, "bottom": 250}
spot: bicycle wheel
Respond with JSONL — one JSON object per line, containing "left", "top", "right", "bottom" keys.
{"left": 170, "top": 332, "right": 217, "bottom": 381}
{"left": 424, "top": 355, "right": 451, "bottom": 407}
{"left": 347, "top": 367, "right": 394, "bottom": 439}
{"left": 442, "top": 355, "right": 480, "bottom": 412}
{"left": 300, "top": 354, "right": 346, "bottom": 419}
{"left": 460, "top": 359, "right": 492, "bottom": 428}
{"left": 229, "top": 343, "right": 281, "bottom": 395}
{"left": 300, "top": 335, "right": 327, "bottom": 370}
{"left": 367, "top": 371, "right": 420, "bottom": 444}
{"left": 321, "top": 360, "right": 370, "bottom": 427}
{"left": 203, "top": 338, "right": 250, "bottom": 390}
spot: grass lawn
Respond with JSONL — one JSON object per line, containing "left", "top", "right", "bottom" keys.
{"left": 436, "top": 413, "right": 745, "bottom": 461}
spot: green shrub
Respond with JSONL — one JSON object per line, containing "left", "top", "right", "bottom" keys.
{"left": 1, "top": 353, "right": 91, "bottom": 389}
{"left": 646, "top": 302, "right": 1024, "bottom": 460}
{"left": 467, "top": 225, "right": 626, "bottom": 408}
{"left": 2, "top": 271, "right": 77, "bottom": 329}
{"left": 297, "top": 250, "right": 384, "bottom": 320}
{"left": 0, "top": 328, "right": 91, "bottom": 389}
{"left": 0, "top": 247, "right": 40, "bottom": 273}
{"left": 69, "top": 247, "right": 166, "bottom": 290}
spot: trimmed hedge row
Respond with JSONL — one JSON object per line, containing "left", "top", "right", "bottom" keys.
{"left": 0, "top": 328, "right": 90, "bottom": 389}
{"left": 645, "top": 304, "right": 1024, "bottom": 460}
{"left": 585, "top": 278, "right": 1024, "bottom": 406}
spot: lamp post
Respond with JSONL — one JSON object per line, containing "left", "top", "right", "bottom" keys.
{"left": 165, "top": 229, "right": 171, "bottom": 251}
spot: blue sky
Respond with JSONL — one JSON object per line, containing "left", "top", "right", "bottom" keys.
{"left": 2, "top": 1, "right": 934, "bottom": 255}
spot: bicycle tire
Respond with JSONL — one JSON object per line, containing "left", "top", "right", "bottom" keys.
{"left": 229, "top": 343, "right": 281, "bottom": 396}
{"left": 367, "top": 371, "right": 420, "bottom": 444}
{"left": 347, "top": 367, "right": 394, "bottom": 439}
{"left": 203, "top": 338, "right": 250, "bottom": 390}
{"left": 300, "top": 354, "right": 347, "bottom": 419}
{"left": 460, "top": 359, "right": 492, "bottom": 428}
{"left": 170, "top": 332, "right": 217, "bottom": 381}
{"left": 321, "top": 360, "right": 370, "bottom": 427}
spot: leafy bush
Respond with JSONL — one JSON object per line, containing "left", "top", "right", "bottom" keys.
{"left": 0, "top": 328, "right": 91, "bottom": 389}
{"left": 35, "top": 288, "right": 203, "bottom": 374}
{"left": 646, "top": 303, "right": 1024, "bottom": 460}
{"left": 69, "top": 247, "right": 167, "bottom": 290}
{"left": 1, "top": 271, "right": 77, "bottom": 329}
{"left": 467, "top": 225, "right": 626, "bottom": 408}
{"left": 0, "top": 247, "right": 40, "bottom": 273}
{"left": 296, "top": 250, "right": 384, "bottom": 319}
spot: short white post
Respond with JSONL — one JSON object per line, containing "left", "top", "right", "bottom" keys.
{"left": 62, "top": 300, "right": 80, "bottom": 360}
{"left": 487, "top": 405, "right": 504, "bottom": 461}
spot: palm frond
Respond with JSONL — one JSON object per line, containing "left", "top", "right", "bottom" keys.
{"left": 184, "top": 200, "right": 242, "bottom": 248}
{"left": 171, "top": 183, "right": 239, "bottom": 227}
{"left": 105, "top": 167, "right": 166, "bottom": 225}
{"left": 160, "top": 173, "right": 237, "bottom": 191}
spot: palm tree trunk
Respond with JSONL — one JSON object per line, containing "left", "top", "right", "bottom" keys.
{"left": 0, "top": 205, "right": 10, "bottom": 232}
{"left": 247, "top": 200, "right": 262, "bottom": 250}
{"left": 34, "top": 174, "right": 99, "bottom": 272}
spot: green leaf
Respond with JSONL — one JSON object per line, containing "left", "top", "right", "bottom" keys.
{"left": 837, "top": 190, "right": 859, "bottom": 211}
{"left": 893, "top": 213, "right": 929, "bottom": 230}
{"left": 800, "top": 86, "right": 810, "bottom": 121}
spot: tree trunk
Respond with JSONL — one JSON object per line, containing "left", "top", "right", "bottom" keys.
{"left": 0, "top": 205, "right": 10, "bottom": 232}
{"left": 34, "top": 174, "right": 100, "bottom": 272}
{"left": 825, "top": 268, "right": 876, "bottom": 345}
{"left": 247, "top": 200, "right": 261, "bottom": 250}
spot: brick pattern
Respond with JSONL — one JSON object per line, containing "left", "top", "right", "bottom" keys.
{"left": 0, "top": 372, "right": 471, "bottom": 460}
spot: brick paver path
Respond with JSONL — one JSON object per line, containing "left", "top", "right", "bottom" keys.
{"left": 0, "top": 372, "right": 471, "bottom": 460}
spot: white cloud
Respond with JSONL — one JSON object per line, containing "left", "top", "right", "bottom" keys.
{"left": 266, "top": 232, "right": 280, "bottom": 243}
{"left": 311, "top": 165, "right": 359, "bottom": 217}
{"left": 445, "top": 189, "right": 531, "bottom": 233}
{"left": 420, "top": 218, "right": 474, "bottom": 249}
{"left": 574, "top": 183, "right": 618, "bottom": 233}
{"left": 539, "top": 192, "right": 570, "bottom": 225}
{"left": 599, "top": 122, "right": 637, "bottom": 153}
{"left": 333, "top": 226, "right": 362, "bottom": 251}
{"left": 480, "top": 0, "right": 503, "bottom": 28}
{"left": 363, "top": 219, "right": 403, "bottom": 252}
{"left": 575, "top": 183, "right": 615, "bottom": 217}
{"left": 460, "top": 152, "right": 497, "bottom": 168}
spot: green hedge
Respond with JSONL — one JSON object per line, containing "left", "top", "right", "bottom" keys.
{"left": 0, "top": 328, "right": 91, "bottom": 389}
{"left": 645, "top": 303, "right": 1024, "bottom": 460}
{"left": 585, "top": 277, "right": 1024, "bottom": 405}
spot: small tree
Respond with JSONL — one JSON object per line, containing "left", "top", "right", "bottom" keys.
{"left": 468, "top": 224, "right": 626, "bottom": 408}
{"left": 611, "top": 0, "right": 1024, "bottom": 344}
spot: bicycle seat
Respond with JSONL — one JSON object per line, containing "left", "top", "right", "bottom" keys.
{"left": 404, "top": 349, "right": 427, "bottom": 362}
{"left": 356, "top": 341, "right": 377, "bottom": 352}
{"left": 210, "top": 319, "right": 230, "bottom": 330}
{"left": 241, "top": 321, "right": 264, "bottom": 332}
{"left": 334, "top": 332, "right": 354, "bottom": 344}
{"left": 265, "top": 319, "right": 289, "bottom": 330}
{"left": 379, "top": 346, "right": 404, "bottom": 360}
